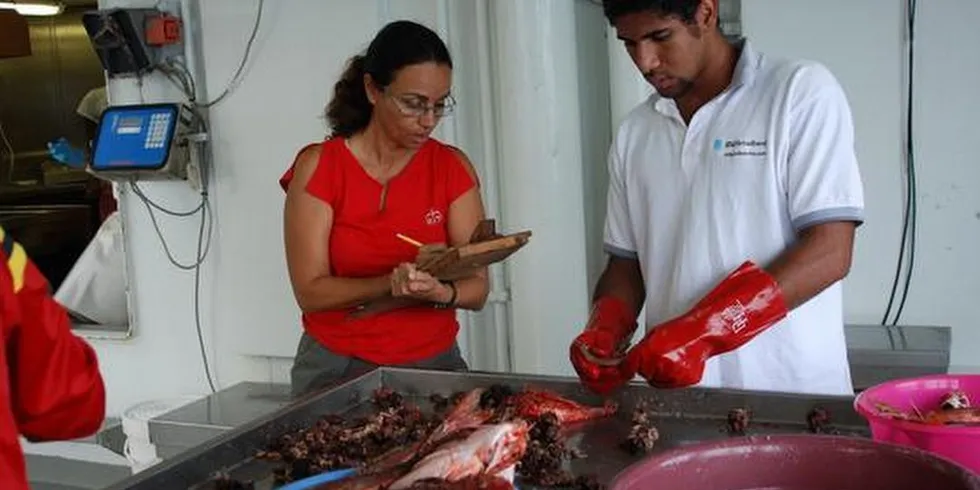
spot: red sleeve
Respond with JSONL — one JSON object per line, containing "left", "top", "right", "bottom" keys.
{"left": 1, "top": 227, "right": 106, "bottom": 442}
{"left": 279, "top": 141, "right": 338, "bottom": 206}
{"left": 444, "top": 146, "right": 477, "bottom": 204}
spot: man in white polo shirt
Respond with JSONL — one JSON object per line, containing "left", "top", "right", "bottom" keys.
{"left": 569, "top": 0, "right": 865, "bottom": 396}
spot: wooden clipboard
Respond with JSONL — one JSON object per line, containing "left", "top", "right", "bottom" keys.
{"left": 417, "top": 232, "right": 531, "bottom": 281}
{"left": 349, "top": 220, "right": 531, "bottom": 318}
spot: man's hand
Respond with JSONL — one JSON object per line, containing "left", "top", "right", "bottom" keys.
{"left": 621, "top": 261, "right": 788, "bottom": 388}
{"left": 570, "top": 296, "right": 637, "bottom": 394}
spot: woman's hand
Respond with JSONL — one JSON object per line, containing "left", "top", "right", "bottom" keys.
{"left": 390, "top": 263, "right": 454, "bottom": 304}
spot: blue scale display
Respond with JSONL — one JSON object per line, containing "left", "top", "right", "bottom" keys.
{"left": 92, "top": 104, "right": 181, "bottom": 171}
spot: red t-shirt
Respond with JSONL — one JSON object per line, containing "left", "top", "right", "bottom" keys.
{"left": 279, "top": 137, "right": 476, "bottom": 364}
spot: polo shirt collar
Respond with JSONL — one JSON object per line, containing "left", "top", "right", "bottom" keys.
{"left": 652, "top": 37, "right": 761, "bottom": 117}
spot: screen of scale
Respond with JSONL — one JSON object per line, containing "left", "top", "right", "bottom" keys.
{"left": 92, "top": 104, "right": 179, "bottom": 171}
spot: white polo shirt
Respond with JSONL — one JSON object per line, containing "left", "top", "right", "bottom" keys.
{"left": 604, "top": 40, "right": 865, "bottom": 396}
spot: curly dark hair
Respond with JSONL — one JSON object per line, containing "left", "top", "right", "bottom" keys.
{"left": 602, "top": 0, "right": 702, "bottom": 24}
{"left": 325, "top": 20, "right": 452, "bottom": 138}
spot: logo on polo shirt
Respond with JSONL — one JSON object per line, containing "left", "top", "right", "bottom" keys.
{"left": 713, "top": 138, "right": 768, "bottom": 158}
{"left": 424, "top": 208, "right": 444, "bottom": 226}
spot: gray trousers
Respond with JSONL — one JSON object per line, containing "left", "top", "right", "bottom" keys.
{"left": 290, "top": 332, "right": 469, "bottom": 398}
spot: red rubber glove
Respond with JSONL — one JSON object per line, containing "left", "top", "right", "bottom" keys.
{"left": 621, "top": 261, "right": 788, "bottom": 389}
{"left": 570, "top": 296, "right": 637, "bottom": 394}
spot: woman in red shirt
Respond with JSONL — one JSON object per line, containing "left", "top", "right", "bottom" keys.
{"left": 280, "top": 21, "right": 489, "bottom": 397}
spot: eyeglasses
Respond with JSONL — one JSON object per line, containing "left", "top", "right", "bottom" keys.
{"left": 387, "top": 92, "right": 456, "bottom": 118}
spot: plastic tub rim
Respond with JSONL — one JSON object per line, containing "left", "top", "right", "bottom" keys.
{"left": 608, "top": 433, "right": 980, "bottom": 490}
{"left": 854, "top": 373, "right": 980, "bottom": 436}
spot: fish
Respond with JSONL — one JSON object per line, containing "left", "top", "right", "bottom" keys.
{"left": 925, "top": 407, "right": 980, "bottom": 426}
{"left": 424, "top": 389, "right": 497, "bottom": 448}
{"left": 362, "top": 389, "right": 496, "bottom": 476}
{"left": 511, "top": 389, "right": 617, "bottom": 425}
{"left": 387, "top": 421, "right": 530, "bottom": 490}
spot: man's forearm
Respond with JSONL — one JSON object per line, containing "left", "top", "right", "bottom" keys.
{"left": 592, "top": 256, "right": 646, "bottom": 318}
{"left": 765, "top": 221, "right": 857, "bottom": 310}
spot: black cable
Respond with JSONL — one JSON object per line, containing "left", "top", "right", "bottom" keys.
{"left": 881, "top": 0, "right": 918, "bottom": 326}
{"left": 199, "top": 0, "right": 264, "bottom": 108}
{"left": 176, "top": 0, "right": 265, "bottom": 392}
{"left": 159, "top": 64, "right": 193, "bottom": 101}
{"left": 131, "top": 181, "right": 205, "bottom": 216}
{"left": 125, "top": 0, "right": 263, "bottom": 393}
{"left": 128, "top": 71, "right": 217, "bottom": 391}
{"left": 194, "top": 115, "right": 216, "bottom": 393}
{"left": 194, "top": 193, "right": 215, "bottom": 393}
{"left": 129, "top": 182, "right": 212, "bottom": 270}
{"left": 892, "top": 0, "right": 918, "bottom": 325}
{"left": 127, "top": 184, "right": 216, "bottom": 394}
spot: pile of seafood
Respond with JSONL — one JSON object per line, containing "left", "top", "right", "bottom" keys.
{"left": 621, "top": 402, "right": 658, "bottom": 455}
{"left": 209, "top": 386, "right": 850, "bottom": 490}
{"left": 874, "top": 390, "right": 980, "bottom": 426}
{"left": 721, "top": 405, "right": 837, "bottom": 436}
{"left": 249, "top": 386, "right": 615, "bottom": 489}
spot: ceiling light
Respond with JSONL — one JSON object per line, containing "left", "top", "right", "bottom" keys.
{"left": 0, "top": 2, "right": 64, "bottom": 16}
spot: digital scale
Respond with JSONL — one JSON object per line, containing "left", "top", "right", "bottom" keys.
{"left": 91, "top": 103, "right": 194, "bottom": 181}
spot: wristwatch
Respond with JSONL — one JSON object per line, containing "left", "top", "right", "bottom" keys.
{"left": 433, "top": 280, "right": 457, "bottom": 309}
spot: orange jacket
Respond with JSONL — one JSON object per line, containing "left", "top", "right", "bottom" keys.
{"left": 0, "top": 226, "right": 106, "bottom": 490}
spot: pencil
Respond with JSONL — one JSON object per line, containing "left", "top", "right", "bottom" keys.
{"left": 396, "top": 233, "right": 424, "bottom": 248}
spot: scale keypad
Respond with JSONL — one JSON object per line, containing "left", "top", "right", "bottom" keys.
{"left": 144, "top": 113, "right": 171, "bottom": 149}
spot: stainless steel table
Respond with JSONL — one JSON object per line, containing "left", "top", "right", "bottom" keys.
{"left": 107, "top": 368, "right": 871, "bottom": 490}
{"left": 845, "top": 323, "right": 951, "bottom": 391}
{"left": 101, "top": 324, "right": 951, "bottom": 488}
{"left": 147, "top": 382, "right": 294, "bottom": 459}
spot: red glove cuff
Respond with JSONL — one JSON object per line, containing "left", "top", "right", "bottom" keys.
{"left": 701, "top": 261, "right": 787, "bottom": 346}
{"left": 622, "top": 261, "right": 788, "bottom": 389}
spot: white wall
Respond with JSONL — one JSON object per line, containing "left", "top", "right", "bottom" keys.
{"left": 575, "top": 0, "right": 614, "bottom": 292}
{"left": 743, "top": 1, "right": 980, "bottom": 371}
{"left": 200, "top": 0, "right": 382, "bottom": 378}
{"left": 742, "top": 2, "right": 906, "bottom": 332}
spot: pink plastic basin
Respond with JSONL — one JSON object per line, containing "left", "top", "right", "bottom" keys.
{"left": 854, "top": 374, "right": 980, "bottom": 474}
{"left": 609, "top": 434, "right": 980, "bottom": 490}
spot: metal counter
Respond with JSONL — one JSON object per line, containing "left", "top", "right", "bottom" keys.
{"left": 106, "top": 367, "right": 870, "bottom": 490}
{"left": 136, "top": 324, "right": 949, "bottom": 457}
{"left": 96, "top": 324, "right": 949, "bottom": 488}
{"left": 845, "top": 324, "right": 951, "bottom": 391}
{"left": 146, "top": 382, "right": 294, "bottom": 459}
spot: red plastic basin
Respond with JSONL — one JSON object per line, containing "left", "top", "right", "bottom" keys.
{"left": 854, "top": 374, "right": 980, "bottom": 474}
{"left": 608, "top": 434, "right": 980, "bottom": 490}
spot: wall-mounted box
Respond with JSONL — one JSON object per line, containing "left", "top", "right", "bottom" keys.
{"left": 0, "top": 9, "right": 31, "bottom": 59}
